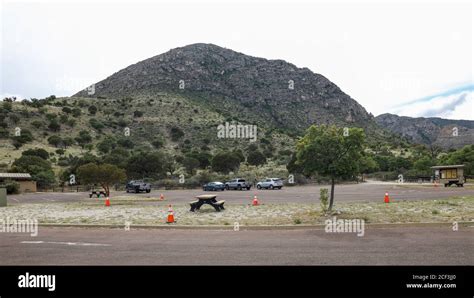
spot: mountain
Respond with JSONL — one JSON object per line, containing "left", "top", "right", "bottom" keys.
{"left": 375, "top": 113, "right": 474, "bottom": 149}
{"left": 74, "top": 43, "right": 374, "bottom": 133}
{"left": 2, "top": 43, "right": 471, "bottom": 175}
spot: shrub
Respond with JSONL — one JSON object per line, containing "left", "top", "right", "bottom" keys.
{"left": 30, "top": 120, "right": 43, "bottom": 128}
{"left": 170, "top": 127, "right": 184, "bottom": 141}
{"left": 22, "top": 148, "right": 49, "bottom": 160}
{"left": 2, "top": 101, "right": 13, "bottom": 112}
{"left": 48, "top": 135, "right": 63, "bottom": 147}
{"left": 48, "top": 120, "right": 61, "bottom": 132}
{"left": 88, "top": 105, "right": 98, "bottom": 115}
{"left": 9, "top": 114, "right": 20, "bottom": 123}
{"left": 75, "top": 130, "right": 92, "bottom": 148}
{"left": 116, "top": 138, "right": 134, "bottom": 149}
{"left": 151, "top": 138, "right": 164, "bottom": 149}
{"left": 71, "top": 108, "right": 82, "bottom": 117}
{"left": 89, "top": 118, "right": 104, "bottom": 131}
{"left": 247, "top": 150, "right": 266, "bottom": 166}
{"left": 4, "top": 181, "right": 20, "bottom": 194}
{"left": 133, "top": 110, "right": 144, "bottom": 117}
{"left": 320, "top": 188, "right": 329, "bottom": 213}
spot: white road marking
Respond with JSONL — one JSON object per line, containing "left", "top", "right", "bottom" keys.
{"left": 21, "top": 241, "right": 110, "bottom": 246}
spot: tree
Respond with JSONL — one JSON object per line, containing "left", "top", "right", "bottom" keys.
{"left": 286, "top": 152, "right": 305, "bottom": 175}
{"left": 233, "top": 149, "right": 245, "bottom": 163}
{"left": 211, "top": 151, "right": 241, "bottom": 174}
{"left": 440, "top": 145, "right": 474, "bottom": 175}
{"left": 247, "top": 150, "right": 266, "bottom": 166}
{"left": 62, "top": 137, "right": 75, "bottom": 148}
{"left": 75, "top": 130, "right": 92, "bottom": 148}
{"left": 358, "top": 154, "right": 379, "bottom": 181}
{"left": 97, "top": 139, "right": 113, "bottom": 154}
{"left": 126, "top": 151, "right": 168, "bottom": 179}
{"left": 413, "top": 156, "right": 435, "bottom": 175}
{"left": 186, "top": 151, "right": 212, "bottom": 169}
{"left": 11, "top": 129, "right": 33, "bottom": 149}
{"left": 11, "top": 155, "right": 55, "bottom": 188}
{"left": 295, "top": 125, "right": 365, "bottom": 210}
{"left": 102, "top": 149, "right": 129, "bottom": 169}
{"left": 428, "top": 145, "right": 443, "bottom": 159}
{"left": 77, "top": 163, "right": 126, "bottom": 196}
{"left": 47, "top": 135, "right": 63, "bottom": 147}
{"left": 48, "top": 120, "right": 61, "bottom": 132}
{"left": 182, "top": 156, "right": 200, "bottom": 175}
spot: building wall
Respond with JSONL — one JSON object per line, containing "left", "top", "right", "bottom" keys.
{"left": 18, "top": 180, "right": 37, "bottom": 193}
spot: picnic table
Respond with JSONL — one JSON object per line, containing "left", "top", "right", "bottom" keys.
{"left": 89, "top": 190, "right": 107, "bottom": 198}
{"left": 190, "top": 195, "right": 225, "bottom": 212}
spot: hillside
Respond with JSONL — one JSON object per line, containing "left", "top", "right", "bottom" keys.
{"left": 375, "top": 113, "right": 474, "bottom": 149}
{"left": 3, "top": 43, "right": 472, "bottom": 187}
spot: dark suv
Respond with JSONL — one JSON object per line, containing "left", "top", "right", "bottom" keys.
{"left": 225, "top": 178, "right": 251, "bottom": 190}
{"left": 126, "top": 180, "right": 151, "bottom": 193}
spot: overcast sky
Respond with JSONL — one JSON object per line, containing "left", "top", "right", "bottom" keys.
{"left": 1, "top": 0, "right": 473, "bottom": 120}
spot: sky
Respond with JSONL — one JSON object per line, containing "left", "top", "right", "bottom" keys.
{"left": 1, "top": 0, "right": 473, "bottom": 120}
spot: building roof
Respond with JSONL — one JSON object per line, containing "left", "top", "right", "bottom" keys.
{"left": 431, "top": 165, "right": 465, "bottom": 169}
{"left": 0, "top": 173, "right": 33, "bottom": 179}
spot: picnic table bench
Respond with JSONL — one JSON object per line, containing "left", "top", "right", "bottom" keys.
{"left": 190, "top": 195, "right": 225, "bottom": 212}
{"left": 89, "top": 190, "right": 107, "bottom": 198}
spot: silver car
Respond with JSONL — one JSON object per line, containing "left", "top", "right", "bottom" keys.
{"left": 256, "top": 178, "right": 283, "bottom": 190}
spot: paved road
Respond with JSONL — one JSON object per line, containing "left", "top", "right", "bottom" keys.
{"left": 0, "top": 226, "right": 472, "bottom": 265}
{"left": 8, "top": 183, "right": 474, "bottom": 205}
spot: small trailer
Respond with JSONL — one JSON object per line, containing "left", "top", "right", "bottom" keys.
{"left": 431, "top": 165, "right": 465, "bottom": 187}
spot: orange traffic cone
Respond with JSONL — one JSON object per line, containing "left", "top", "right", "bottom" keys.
{"left": 252, "top": 195, "right": 259, "bottom": 206}
{"left": 384, "top": 192, "right": 390, "bottom": 203}
{"left": 166, "top": 204, "right": 175, "bottom": 223}
{"left": 105, "top": 197, "right": 111, "bottom": 207}
{"left": 160, "top": 193, "right": 165, "bottom": 201}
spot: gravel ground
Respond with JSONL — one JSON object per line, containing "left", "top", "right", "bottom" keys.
{"left": 1, "top": 195, "right": 473, "bottom": 226}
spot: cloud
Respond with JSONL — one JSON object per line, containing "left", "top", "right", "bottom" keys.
{"left": 391, "top": 85, "right": 474, "bottom": 120}
{"left": 421, "top": 93, "right": 468, "bottom": 117}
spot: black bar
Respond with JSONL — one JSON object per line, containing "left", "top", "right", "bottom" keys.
{"left": 0, "top": 266, "right": 472, "bottom": 297}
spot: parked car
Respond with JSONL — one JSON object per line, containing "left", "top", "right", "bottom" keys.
{"left": 203, "top": 181, "right": 225, "bottom": 191}
{"left": 225, "top": 178, "right": 251, "bottom": 190}
{"left": 126, "top": 180, "right": 151, "bottom": 193}
{"left": 257, "top": 178, "right": 283, "bottom": 190}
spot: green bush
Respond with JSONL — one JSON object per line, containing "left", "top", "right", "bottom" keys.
{"left": 4, "top": 180, "right": 20, "bottom": 194}
{"left": 320, "top": 188, "right": 329, "bottom": 213}
{"left": 170, "top": 127, "right": 184, "bottom": 141}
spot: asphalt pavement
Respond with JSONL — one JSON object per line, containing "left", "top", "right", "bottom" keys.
{"left": 7, "top": 183, "right": 474, "bottom": 205}
{"left": 0, "top": 226, "right": 472, "bottom": 265}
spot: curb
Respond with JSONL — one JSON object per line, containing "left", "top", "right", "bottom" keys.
{"left": 38, "top": 221, "right": 474, "bottom": 230}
